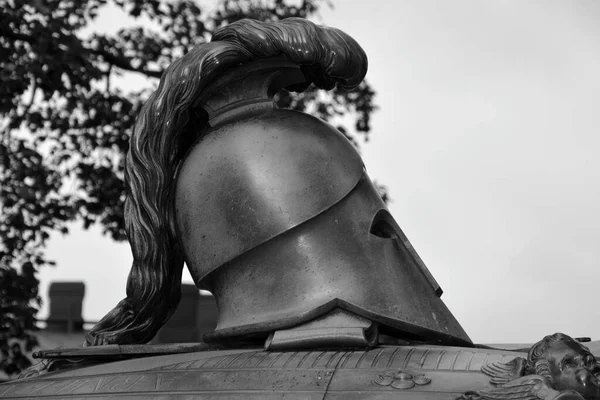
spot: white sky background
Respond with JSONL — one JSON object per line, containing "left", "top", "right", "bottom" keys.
{"left": 38, "top": 0, "right": 600, "bottom": 344}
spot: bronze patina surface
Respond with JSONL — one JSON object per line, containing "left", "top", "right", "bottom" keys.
{"left": 0, "top": 345, "right": 527, "bottom": 399}
{"left": 177, "top": 104, "right": 470, "bottom": 345}
{"left": 73, "top": 15, "right": 471, "bottom": 348}
{"left": 4, "top": 335, "right": 600, "bottom": 398}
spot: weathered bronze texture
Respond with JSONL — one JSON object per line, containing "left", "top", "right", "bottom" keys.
{"left": 0, "top": 345, "right": 530, "bottom": 399}
{"left": 176, "top": 85, "right": 364, "bottom": 284}
{"left": 178, "top": 95, "right": 470, "bottom": 346}
{"left": 75, "top": 15, "right": 472, "bottom": 349}
{"left": 6, "top": 334, "right": 600, "bottom": 398}
{"left": 456, "top": 333, "right": 600, "bottom": 400}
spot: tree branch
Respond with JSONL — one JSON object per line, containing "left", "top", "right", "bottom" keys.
{"left": 106, "top": 64, "right": 112, "bottom": 92}
{"left": 92, "top": 47, "right": 162, "bottom": 79}
{"left": 0, "top": 27, "right": 163, "bottom": 79}
{"left": 22, "top": 78, "right": 37, "bottom": 117}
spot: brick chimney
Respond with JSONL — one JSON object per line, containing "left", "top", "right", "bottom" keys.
{"left": 47, "top": 282, "right": 85, "bottom": 333}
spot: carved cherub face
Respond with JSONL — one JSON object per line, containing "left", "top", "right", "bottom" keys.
{"left": 544, "top": 338, "right": 600, "bottom": 399}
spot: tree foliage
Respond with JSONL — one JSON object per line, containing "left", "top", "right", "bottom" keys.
{"left": 0, "top": 264, "right": 37, "bottom": 377}
{"left": 0, "top": 0, "right": 378, "bottom": 359}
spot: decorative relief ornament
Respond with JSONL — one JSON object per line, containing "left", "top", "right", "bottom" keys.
{"left": 374, "top": 369, "right": 431, "bottom": 390}
{"left": 456, "top": 333, "right": 600, "bottom": 400}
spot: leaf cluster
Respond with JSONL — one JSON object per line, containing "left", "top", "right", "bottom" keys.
{"left": 0, "top": 263, "right": 38, "bottom": 377}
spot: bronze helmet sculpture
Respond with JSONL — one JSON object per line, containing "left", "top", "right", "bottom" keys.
{"left": 7, "top": 17, "right": 600, "bottom": 400}
{"left": 85, "top": 18, "right": 471, "bottom": 348}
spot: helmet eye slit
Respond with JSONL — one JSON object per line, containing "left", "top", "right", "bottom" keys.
{"left": 369, "top": 209, "right": 398, "bottom": 239}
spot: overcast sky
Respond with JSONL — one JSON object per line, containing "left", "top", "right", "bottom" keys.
{"left": 39, "top": 0, "right": 600, "bottom": 345}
